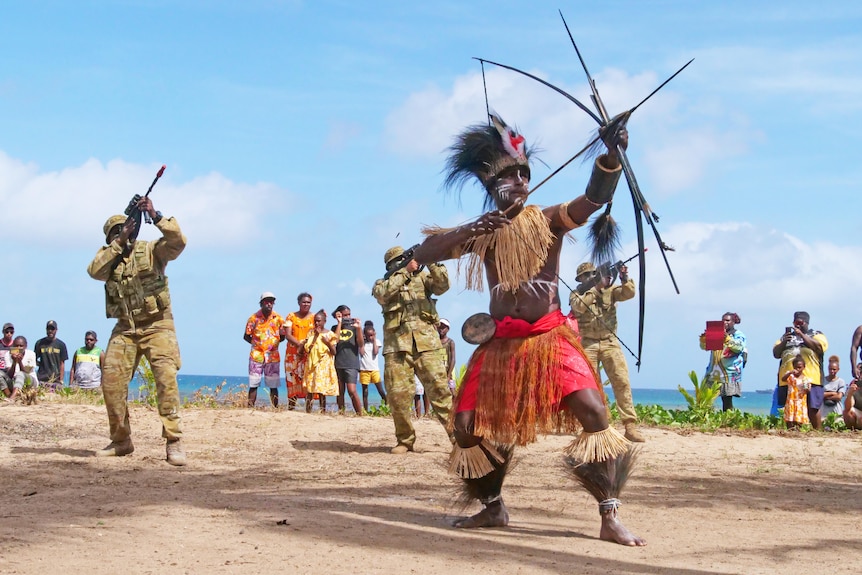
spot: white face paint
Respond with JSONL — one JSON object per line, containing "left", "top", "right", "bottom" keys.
{"left": 492, "top": 170, "right": 530, "bottom": 203}
{"left": 493, "top": 182, "right": 512, "bottom": 201}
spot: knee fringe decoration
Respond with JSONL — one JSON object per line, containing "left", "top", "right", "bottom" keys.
{"left": 456, "top": 443, "right": 514, "bottom": 509}
{"left": 564, "top": 426, "right": 631, "bottom": 464}
{"left": 449, "top": 440, "right": 505, "bottom": 479}
{"left": 564, "top": 446, "right": 639, "bottom": 514}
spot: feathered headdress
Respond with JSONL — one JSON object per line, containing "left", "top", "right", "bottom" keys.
{"left": 427, "top": 114, "right": 552, "bottom": 293}
{"left": 443, "top": 114, "right": 533, "bottom": 210}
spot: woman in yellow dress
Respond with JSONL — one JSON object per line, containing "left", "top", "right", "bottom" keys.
{"left": 284, "top": 292, "right": 315, "bottom": 410}
{"left": 300, "top": 310, "right": 338, "bottom": 413}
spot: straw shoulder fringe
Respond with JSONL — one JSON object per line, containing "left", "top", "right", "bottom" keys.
{"left": 422, "top": 205, "right": 555, "bottom": 293}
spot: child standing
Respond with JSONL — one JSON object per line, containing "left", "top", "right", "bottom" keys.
{"left": 782, "top": 354, "right": 811, "bottom": 429}
{"left": 301, "top": 310, "right": 338, "bottom": 413}
{"left": 359, "top": 321, "right": 387, "bottom": 411}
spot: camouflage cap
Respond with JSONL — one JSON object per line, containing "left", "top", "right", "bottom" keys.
{"left": 103, "top": 214, "right": 127, "bottom": 239}
{"left": 575, "top": 262, "right": 596, "bottom": 282}
{"left": 384, "top": 246, "right": 404, "bottom": 265}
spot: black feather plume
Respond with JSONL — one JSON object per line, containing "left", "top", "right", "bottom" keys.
{"left": 564, "top": 448, "right": 639, "bottom": 502}
{"left": 589, "top": 203, "right": 621, "bottom": 264}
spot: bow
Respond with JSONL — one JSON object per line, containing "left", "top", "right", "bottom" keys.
{"left": 476, "top": 13, "right": 692, "bottom": 368}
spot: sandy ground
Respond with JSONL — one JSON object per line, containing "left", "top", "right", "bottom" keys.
{"left": 1, "top": 401, "right": 861, "bottom": 575}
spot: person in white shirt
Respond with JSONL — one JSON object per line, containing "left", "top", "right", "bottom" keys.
{"left": 359, "top": 321, "right": 387, "bottom": 412}
{"left": 1, "top": 336, "right": 39, "bottom": 401}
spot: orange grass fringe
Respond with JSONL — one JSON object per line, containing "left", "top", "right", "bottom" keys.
{"left": 450, "top": 324, "right": 607, "bottom": 446}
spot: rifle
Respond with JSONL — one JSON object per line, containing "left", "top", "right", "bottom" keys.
{"left": 123, "top": 165, "right": 166, "bottom": 241}
{"left": 575, "top": 248, "right": 646, "bottom": 295}
{"left": 383, "top": 243, "right": 421, "bottom": 280}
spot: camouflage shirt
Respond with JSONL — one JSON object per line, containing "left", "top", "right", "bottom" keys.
{"left": 372, "top": 263, "right": 449, "bottom": 355}
{"left": 570, "top": 278, "right": 635, "bottom": 340}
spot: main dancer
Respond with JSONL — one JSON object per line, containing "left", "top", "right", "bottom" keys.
{"left": 412, "top": 114, "right": 644, "bottom": 546}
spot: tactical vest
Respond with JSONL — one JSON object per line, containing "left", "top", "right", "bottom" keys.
{"left": 105, "top": 241, "right": 172, "bottom": 321}
{"left": 577, "top": 289, "right": 619, "bottom": 341}
{"left": 381, "top": 272, "right": 439, "bottom": 332}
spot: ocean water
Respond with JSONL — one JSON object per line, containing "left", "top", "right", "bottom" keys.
{"left": 160, "top": 374, "right": 775, "bottom": 415}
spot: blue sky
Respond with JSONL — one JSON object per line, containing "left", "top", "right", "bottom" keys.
{"left": 2, "top": 0, "right": 861, "bottom": 391}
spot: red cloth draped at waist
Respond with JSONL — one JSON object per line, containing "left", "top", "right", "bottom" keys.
{"left": 493, "top": 309, "right": 567, "bottom": 338}
{"left": 452, "top": 310, "right": 601, "bottom": 445}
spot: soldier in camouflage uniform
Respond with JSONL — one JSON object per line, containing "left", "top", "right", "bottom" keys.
{"left": 570, "top": 261, "right": 643, "bottom": 442}
{"left": 87, "top": 196, "right": 187, "bottom": 466}
{"left": 372, "top": 246, "right": 453, "bottom": 454}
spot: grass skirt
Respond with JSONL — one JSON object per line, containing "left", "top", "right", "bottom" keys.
{"left": 452, "top": 321, "right": 605, "bottom": 446}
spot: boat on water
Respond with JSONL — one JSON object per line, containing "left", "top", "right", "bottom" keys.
{"left": 755, "top": 389, "right": 774, "bottom": 394}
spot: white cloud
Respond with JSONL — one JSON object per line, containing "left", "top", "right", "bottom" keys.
{"left": 644, "top": 221, "right": 862, "bottom": 311}
{"left": 384, "top": 65, "right": 756, "bottom": 197}
{"left": 563, "top": 219, "right": 862, "bottom": 389}
{"left": 0, "top": 152, "right": 292, "bottom": 248}
{"left": 340, "top": 278, "right": 372, "bottom": 298}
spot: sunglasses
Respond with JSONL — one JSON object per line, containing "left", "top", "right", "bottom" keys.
{"left": 3, "top": 329, "right": 13, "bottom": 333}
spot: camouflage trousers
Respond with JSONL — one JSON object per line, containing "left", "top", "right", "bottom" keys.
{"left": 581, "top": 337, "right": 637, "bottom": 425}
{"left": 102, "top": 316, "right": 182, "bottom": 442}
{"left": 383, "top": 347, "right": 452, "bottom": 448}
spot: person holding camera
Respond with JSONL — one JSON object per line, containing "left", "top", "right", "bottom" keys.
{"left": 87, "top": 196, "right": 187, "bottom": 465}
{"left": 772, "top": 311, "right": 828, "bottom": 430}
{"left": 570, "top": 261, "right": 642, "bottom": 442}
{"left": 331, "top": 305, "right": 364, "bottom": 415}
{"left": 699, "top": 312, "right": 747, "bottom": 411}
{"left": 372, "top": 247, "right": 452, "bottom": 454}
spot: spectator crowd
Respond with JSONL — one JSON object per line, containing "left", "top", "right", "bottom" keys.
{"left": 242, "top": 290, "right": 456, "bottom": 422}
{"left": 7, "top": 299, "right": 862, "bottom": 434}
{"left": 1, "top": 320, "right": 104, "bottom": 402}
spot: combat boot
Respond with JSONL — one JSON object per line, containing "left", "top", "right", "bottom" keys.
{"left": 390, "top": 444, "right": 414, "bottom": 454}
{"left": 166, "top": 438, "right": 187, "bottom": 466}
{"left": 95, "top": 438, "right": 134, "bottom": 457}
{"left": 624, "top": 423, "right": 646, "bottom": 443}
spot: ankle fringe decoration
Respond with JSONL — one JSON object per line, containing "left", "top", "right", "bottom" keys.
{"left": 564, "top": 427, "right": 630, "bottom": 464}
{"left": 455, "top": 443, "right": 514, "bottom": 508}
{"left": 449, "top": 441, "right": 504, "bottom": 479}
{"left": 422, "top": 205, "right": 555, "bottom": 293}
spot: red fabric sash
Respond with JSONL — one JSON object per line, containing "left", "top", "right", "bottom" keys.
{"left": 494, "top": 309, "right": 567, "bottom": 339}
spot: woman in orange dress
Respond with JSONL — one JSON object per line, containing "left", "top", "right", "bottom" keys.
{"left": 284, "top": 292, "right": 314, "bottom": 410}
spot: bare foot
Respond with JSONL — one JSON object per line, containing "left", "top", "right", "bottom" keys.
{"left": 453, "top": 501, "right": 509, "bottom": 528}
{"left": 600, "top": 510, "right": 646, "bottom": 546}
